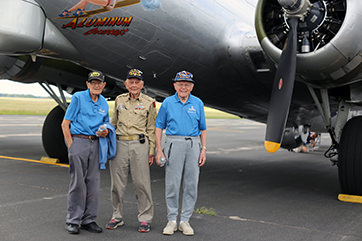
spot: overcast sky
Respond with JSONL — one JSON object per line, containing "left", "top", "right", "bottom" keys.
{"left": 1, "top": 79, "right": 71, "bottom": 97}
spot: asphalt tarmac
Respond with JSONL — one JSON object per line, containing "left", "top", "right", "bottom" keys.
{"left": 1, "top": 115, "right": 362, "bottom": 241}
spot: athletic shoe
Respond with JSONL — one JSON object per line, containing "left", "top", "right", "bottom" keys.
{"left": 138, "top": 221, "right": 151, "bottom": 232}
{"left": 106, "top": 219, "right": 124, "bottom": 230}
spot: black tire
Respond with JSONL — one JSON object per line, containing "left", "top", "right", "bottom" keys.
{"left": 42, "top": 105, "right": 69, "bottom": 163}
{"left": 281, "top": 128, "right": 302, "bottom": 150}
{"left": 338, "top": 116, "right": 362, "bottom": 195}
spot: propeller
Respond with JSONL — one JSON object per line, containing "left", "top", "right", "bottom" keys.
{"left": 264, "top": 17, "right": 299, "bottom": 153}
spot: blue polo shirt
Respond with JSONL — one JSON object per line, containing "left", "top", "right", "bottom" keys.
{"left": 64, "top": 89, "right": 109, "bottom": 135}
{"left": 155, "top": 93, "right": 206, "bottom": 136}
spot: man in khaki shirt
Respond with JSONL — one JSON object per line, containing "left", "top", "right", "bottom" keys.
{"left": 106, "top": 69, "right": 156, "bottom": 233}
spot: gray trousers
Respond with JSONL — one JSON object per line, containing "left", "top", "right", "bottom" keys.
{"left": 164, "top": 136, "right": 201, "bottom": 222}
{"left": 109, "top": 139, "right": 154, "bottom": 223}
{"left": 66, "top": 137, "right": 100, "bottom": 225}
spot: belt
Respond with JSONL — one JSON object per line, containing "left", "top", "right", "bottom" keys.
{"left": 166, "top": 135, "right": 199, "bottom": 140}
{"left": 166, "top": 135, "right": 199, "bottom": 148}
{"left": 72, "top": 134, "right": 97, "bottom": 140}
{"left": 117, "top": 135, "right": 139, "bottom": 141}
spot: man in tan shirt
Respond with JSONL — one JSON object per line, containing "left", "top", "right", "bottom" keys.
{"left": 106, "top": 69, "right": 156, "bottom": 233}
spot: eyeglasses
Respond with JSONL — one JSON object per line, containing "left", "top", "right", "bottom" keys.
{"left": 175, "top": 82, "right": 193, "bottom": 88}
{"left": 127, "top": 79, "right": 142, "bottom": 85}
{"left": 89, "top": 80, "right": 104, "bottom": 86}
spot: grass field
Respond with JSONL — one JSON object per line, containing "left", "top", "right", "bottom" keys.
{"left": 0, "top": 97, "right": 239, "bottom": 119}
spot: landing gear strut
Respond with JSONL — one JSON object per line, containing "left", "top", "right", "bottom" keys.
{"left": 307, "top": 86, "right": 362, "bottom": 194}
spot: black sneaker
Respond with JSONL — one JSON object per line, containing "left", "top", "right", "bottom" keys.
{"left": 80, "top": 222, "right": 103, "bottom": 233}
{"left": 106, "top": 219, "right": 125, "bottom": 230}
{"left": 138, "top": 221, "right": 151, "bottom": 233}
{"left": 65, "top": 223, "right": 80, "bottom": 234}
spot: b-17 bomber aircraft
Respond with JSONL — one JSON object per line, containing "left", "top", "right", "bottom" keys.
{"left": 0, "top": 0, "right": 361, "bottom": 195}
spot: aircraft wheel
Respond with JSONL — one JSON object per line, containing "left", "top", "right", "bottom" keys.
{"left": 42, "top": 105, "right": 69, "bottom": 163}
{"left": 338, "top": 116, "right": 362, "bottom": 195}
{"left": 281, "top": 128, "right": 302, "bottom": 150}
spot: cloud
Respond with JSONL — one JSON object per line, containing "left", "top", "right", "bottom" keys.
{"left": 141, "top": 0, "right": 161, "bottom": 10}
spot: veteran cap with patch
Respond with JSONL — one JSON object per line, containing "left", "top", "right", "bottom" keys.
{"left": 88, "top": 71, "right": 105, "bottom": 82}
{"left": 127, "top": 69, "right": 143, "bottom": 80}
{"left": 173, "top": 70, "right": 194, "bottom": 83}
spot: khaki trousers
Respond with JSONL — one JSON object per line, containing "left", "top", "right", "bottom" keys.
{"left": 109, "top": 139, "right": 153, "bottom": 223}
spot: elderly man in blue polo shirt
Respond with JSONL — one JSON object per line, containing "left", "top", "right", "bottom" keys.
{"left": 155, "top": 70, "right": 207, "bottom": 236}
{"left": 61, "top": 71, "right": 109, "bottom": 235}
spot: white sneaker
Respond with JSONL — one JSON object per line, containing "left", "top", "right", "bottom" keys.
{"left": 162, "top": 221, "right": 177, "bottom": 235}
{"left": 179, "top": 222, "right": 194, "bottom": 236}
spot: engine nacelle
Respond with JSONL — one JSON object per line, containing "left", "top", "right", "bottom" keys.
{"left": 0, "top": 0, "right": 80, "bottom": 59}
{"left": 255, "top": 0, "right": 362, "bottom": 88}
{"left": 0, "top": 0, "right": 45, "bottom": 53}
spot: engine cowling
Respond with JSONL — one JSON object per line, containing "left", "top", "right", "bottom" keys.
{"left": 0, "top": 0, "right": 45, "bottom": 54}
{"left": 255, "top": 0, "right": 362, "bottom": 88}
{"left": 0, "top": 0, "right": 80, "bottom": 59}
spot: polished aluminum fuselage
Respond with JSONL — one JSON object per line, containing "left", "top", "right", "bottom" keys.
{"left": 1, "top": 0, "right": 361, "bottom": 131}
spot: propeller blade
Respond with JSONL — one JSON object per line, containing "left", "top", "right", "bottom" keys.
{"left": 265, "top": 17, "right": 299, "bottom": 153}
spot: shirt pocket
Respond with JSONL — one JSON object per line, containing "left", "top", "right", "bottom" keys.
{"left": 133, "top": 109, "right": 148, "bottom": 126}
{"left": 117, "top": 107, "right": 128, "bottom": 126}
{"left": 187, "top": 110, "right": 199, "bottom": 128}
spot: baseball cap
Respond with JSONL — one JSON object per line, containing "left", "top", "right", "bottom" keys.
{"left": 173, "top": 70, "right": 194, "bottom": 83}
{"left": 126, "top": 69, "right": 143, "bottom": 80}
{"left": 88, "top": 71, "right": 105, "bottom": 82}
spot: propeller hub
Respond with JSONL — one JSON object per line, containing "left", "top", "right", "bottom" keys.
{"left": 278, "top": 0, "right": 313, "bottom": 21}
{"left": 278, "top": 0, "right": 301, "bottom": 11}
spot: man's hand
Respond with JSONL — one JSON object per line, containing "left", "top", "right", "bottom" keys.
{"left": 149, "top": 155, "right": 154, "bottom": 166}
{"left": 67, "top": 140, "right": 73, "bottom": 150}
{"left": 96, "top": 129, "right": 109, "bottom": 138}
{"left": 198, "top": 149, "right": 206, "bottom": 167}
{"left": 155, "top": 150, "right": 166, "bottom": 167}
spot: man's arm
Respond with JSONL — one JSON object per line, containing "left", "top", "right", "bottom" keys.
{"left": 146, "top": 100, "right": 157, "bottom": 166}
{"left": 155, "top": 127, "right": 165, "bottom": 166}
{"left": 146, "top": 101, "right": 156, "bottom": 156}
{"left": 110, "top": 97, "right": 118, "bottom": 128}
{"left": 61, "top": 119, "right": 73, "bottom": 148}
{"left": 199, "top": 130, "right": 207, "bottom": 167}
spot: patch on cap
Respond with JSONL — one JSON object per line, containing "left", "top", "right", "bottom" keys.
{"left": 174, "top": 70, "right": 194, "bottom": 83}
{"left": 127, "top": 69, "right": 143, "bottom": 80}
{"left": 88, "top": 71, "right": 105, "bottom": 82}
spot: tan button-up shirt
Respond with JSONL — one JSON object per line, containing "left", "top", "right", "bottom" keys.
{"left": 111, "top": 92, "right": 156, "bottom": 155}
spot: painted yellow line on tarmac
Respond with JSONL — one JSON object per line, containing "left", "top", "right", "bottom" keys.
{"left": 0, "top": 155, "right": 69, "bottom": 167}
{"left": 338, "top": 194, "right": 362, "bottom": 204}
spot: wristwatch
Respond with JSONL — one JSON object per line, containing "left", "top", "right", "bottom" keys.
{"left": 202, "top": 146, "right": 207, "bottom": 151}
